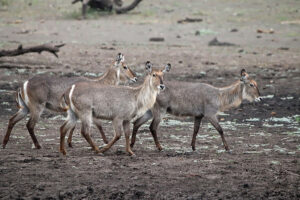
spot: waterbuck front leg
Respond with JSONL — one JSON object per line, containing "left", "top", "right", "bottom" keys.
{"left": 149, "top": 106, "right": 163, "bottom": 151}
{"left": 131, "top": 110, "right": 153, "bottom": 148}
{"left": 99, "top": 118, "right": 123, "bottom": 154}
{"left": 191, "top": 115, "right": 204, "bottom": 151}
{"left": 207, "top": 116, "right": 229, "bottom": 151}
{"left": 93, "top": 118, "right": 109, "bottom": 144}
{"left": 3, "top": 107, "right": 28, "bottom": 148}
{"left": 123, "top": 121, "right": 135, "bottom": 156}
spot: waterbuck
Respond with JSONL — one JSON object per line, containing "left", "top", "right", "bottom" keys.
{"left": 130, "top": 69, "right": 261, "bottom": 151}
{"left": 59, "top": 61, "right": 171, "bottom": 156}
{"left": 3, "top": 53, "right": 137, "bottom": 149}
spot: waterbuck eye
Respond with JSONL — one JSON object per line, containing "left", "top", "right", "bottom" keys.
{"left": 123, "top": 66, "right": 128, "bottom": 70}
{"left": 250, "top": 83, "right": 254, "bottom": 87}
{"left": 152, "top": 74, "right": 156, "bottom": 77}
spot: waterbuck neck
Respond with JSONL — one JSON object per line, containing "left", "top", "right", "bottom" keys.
{"left": 133, "top": 76, "right": 159, "bottom": 121}
{"left": 95, "top": 67, "right": 120, "bottom": 85}
{"left": 218, "top": 80, "right": 244, "bottom": 112}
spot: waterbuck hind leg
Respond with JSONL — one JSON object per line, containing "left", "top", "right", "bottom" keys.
{"left": 191, "top": 115, "right": 204, "bottom": 151}
{"left": 67, "top": 126, "right": 76, "bottom": 148}
{"left": 80, "top": 122, "right": 100, "bottom": 153}
{"left": 131, "top": 110, "right": 153, "bottom": 148}
{"left": 123, "top": 121, "right": 135, "bottom": 156}
{"left": 208, "top": 116, "right": 229, "bottom": 151}
{"left": 99, "top": 119, "right": 123, "bottom": 154}
{"left": 93, "top": 118, "right": 109, "bottom": 144}
{"left": 26, "top": 114, "right": 42, "bottom": 149}
{"left": 60, "top": 121, "right": 70, "bottom": 155}
{"left": 3, "top": 107, "right": 28, "bottom": 148}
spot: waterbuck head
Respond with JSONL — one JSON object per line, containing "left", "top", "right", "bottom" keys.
{"left": 145, "top": 61, "right": 171, "bottom": 91}
{"left": 114, "top": 53, "right": 137, "bottom": 83}
{"left": 240, "top": 69, "right": 261, "bottom": 102}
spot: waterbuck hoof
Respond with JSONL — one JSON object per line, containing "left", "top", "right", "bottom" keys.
{"left": 2, "top": 144, "right": 6, "bottom": 149}
{"left": 103, "top": 139, "right": 109, "bottom": 144}
{"left": 36, "top": 144, "right": 42, "bottom": 149}
{"left": 192, "top": 146, "right": 196, "bottom": 151}
{"left": 226, "top": 149, "right": 232, "bottom": 154}
{"left": 68, "top": 143, "right": 73, "bottom": 148}
{"left": 157, "top": 145, "right": 163, "bottom": 151}
{"left": 130, "top": 143, "right": 135, "bottom": 148}
{"left": 130, "top": 153, "right": 136, "bottom": 157}
{"left": 60, "top": 149, "right": 67, "bottom": 156}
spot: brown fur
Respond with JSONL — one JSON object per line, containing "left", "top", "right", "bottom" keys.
{"left": 2, "top": 54, "right": 136, "bottom": 149}
{"left": 59, "top": 62, "right": 170, "bottom": 156}
{"left": 131, "top": 69, "right": 261, "bottom": 152}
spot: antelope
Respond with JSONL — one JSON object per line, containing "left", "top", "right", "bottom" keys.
{"left": 130, "top": 69, "right": 261, "bottom": 151}
{"left": 3, "top": 53, "right": 137, "bottom": 149}
{"left": 59, "top": 61, "right": 171, "bottom": 156}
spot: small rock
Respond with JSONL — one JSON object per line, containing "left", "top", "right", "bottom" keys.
{"left": 230, "top": 28, "right": 238, "bottom": 32}
{"left": 208, "top": 37, "right": 237, "bottom": 46}
{"left": 271, "top": 111, "right": 276, "bottom": 116}
{"left": 278, "top": 47, "right": 289, "bottom": 51}
{"left": 149, "top": 37, "right": 165, "bottom": 42}
{"left": 266, "top": 53, "right": 272, "bottom": 56}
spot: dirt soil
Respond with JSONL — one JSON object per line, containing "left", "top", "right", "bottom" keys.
{"left": 0, "top": 0, "right": 299, "bottom": 199}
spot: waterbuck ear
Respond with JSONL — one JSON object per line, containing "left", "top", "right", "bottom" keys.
{"left": 163, "top": 63, "right": 171, "bottom": 73}
{"left": 240, "top": 69, "right": 247, "bottom": 82}
{"left": 240, "top": 69, "right": 246, "bottom": 76}
{"left": 116, "top": 53, "right": 125, "bottom": 64}
{"left": 145, "top": 61, "right": 152, "bottom": 73}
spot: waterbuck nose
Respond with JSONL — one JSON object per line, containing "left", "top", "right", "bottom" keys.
{"left": 132, "top": 77, "right": 137, "bottom": 82}
{"left": 255, "top": 97, "right": 261, "bottom": 102}
{"left": 159, "top": 84, "right": 165, "bottom": 91}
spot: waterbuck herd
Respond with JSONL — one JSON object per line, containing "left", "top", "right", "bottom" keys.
{"left": 2, "top": 53, "right": 261, "bottom": 156}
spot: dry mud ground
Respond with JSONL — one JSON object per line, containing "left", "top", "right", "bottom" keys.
{"left": 0, "top": 0, "right": 300, "bottom": 199}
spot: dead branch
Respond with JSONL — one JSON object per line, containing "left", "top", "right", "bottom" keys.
{"left": 114, "top": 0, "right": 143, "bottom": 14}
{"left": 0, "top": 44, "right": 65, "bottom": 58}
{"left": 72, "top": 0, "right": 143, "bottom": 18}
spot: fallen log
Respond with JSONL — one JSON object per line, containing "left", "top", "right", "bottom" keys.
{"left": 72, "top": 0, "right": 143, "bottom": 18}
{"left": 0, "top": 44, "right": 65, "bottom": 58}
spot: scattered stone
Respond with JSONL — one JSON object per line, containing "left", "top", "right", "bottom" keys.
{"left": 195, "top": 30, "right": 201, "bottom": 36}
{"left": 281, "top": 20, "right": 300, "bottom": 25}
{"left": 266, "top": 53, "right": 272, "bottom": 56}
{"left": 238, "top": 49, "right": 244, "bottom": 53}
{"left": 208, "top": 37, "right": 237, "bottom": 46}
{"left": 202, "top": 61, "right": 217, "bottom": 65}
{"left": 149, "top": 37, "right": 165, "bottom": 42}
{"left": 271, "top": 111, "right": 276, "bottom": 116}
{"left": 230, "top": 28, "right": 238, "bottom": 32}
{"left": 178, "top": 17, "right": 203, "bottom": 24}
{"left": 176, "top": 35, "right": 181, "bottom": 38}
{"left": 278, "top": 47, "right": 289, "bottom": 51}
{"left": 257, "top": 28, "right": 274, "bottom": 34}
{"left": 256, "top": 35, "right": 262, "bottom": 38}
{"left": 100, "top": 46, "right": 116, "bottom": 50}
